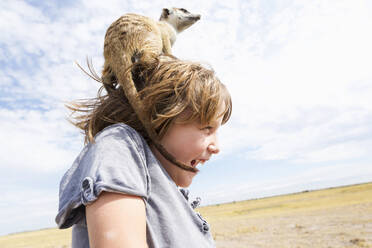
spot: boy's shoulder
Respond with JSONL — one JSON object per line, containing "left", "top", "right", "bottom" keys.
{"left": 94, "top": 123, "right": 147, "bottom": 149}
{"left": 99, "top": 123, "right": 136, "bottom": 135}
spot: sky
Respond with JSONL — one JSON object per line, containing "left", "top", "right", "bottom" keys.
{"left": 0, "top": 0, "right": 372, "bottom": 236}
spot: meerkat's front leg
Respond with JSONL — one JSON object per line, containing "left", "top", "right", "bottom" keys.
{"left": 162, "top": 36, "right": 172, "bottom": 55}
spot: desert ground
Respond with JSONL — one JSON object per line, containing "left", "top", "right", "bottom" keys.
{"left": 0, "top": 182, "right": 371, "bottom": 248}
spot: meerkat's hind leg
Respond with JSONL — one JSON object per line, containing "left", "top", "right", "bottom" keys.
{"left": 131, "top": 50, "right": 143, "bottom": 64}
{"left": 131, "top": 61, "right": 148, "bottom": 92}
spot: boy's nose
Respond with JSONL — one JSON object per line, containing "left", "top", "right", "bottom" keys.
{"left": 208, "top": 136, "right": 220, "bottom": 154}
{"left": 208, "top": 144, "right": 220, "bottom": 154}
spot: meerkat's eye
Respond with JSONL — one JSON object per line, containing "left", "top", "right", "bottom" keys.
{"left": 179, "top": 8, "right": 188, "bottom": 13}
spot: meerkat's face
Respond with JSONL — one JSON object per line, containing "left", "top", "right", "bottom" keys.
{"left": 160, "top": 7, "right": 201, "bottom": 33}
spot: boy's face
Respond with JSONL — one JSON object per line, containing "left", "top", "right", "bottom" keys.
{"left": 151, "top": 106, "right": 224, "bottom": 188}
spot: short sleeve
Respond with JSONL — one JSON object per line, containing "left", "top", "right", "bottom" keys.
{"left": 55, "top": 124, "right": 150, "bottom": 228}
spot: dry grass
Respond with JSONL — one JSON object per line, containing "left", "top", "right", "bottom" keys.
{"left": 0, "top": 228, "right": 71, "bottom": 248}
{"left": 198, "top": 182, "right": 372, "bottom": 248}
{"left": 0, "top": 182, "right": 371, "bottom": 248}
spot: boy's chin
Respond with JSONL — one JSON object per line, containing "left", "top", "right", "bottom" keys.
{"left": 175, "top": 172, "right": 196, "bottom": 188}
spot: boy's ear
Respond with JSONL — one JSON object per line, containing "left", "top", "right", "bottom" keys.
{"left": 161, "top": 8, "right": 170, "bottom": 19}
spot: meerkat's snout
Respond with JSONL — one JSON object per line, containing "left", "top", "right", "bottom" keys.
{"left": 192, "top": 14, "right": 201, "bottom": 21}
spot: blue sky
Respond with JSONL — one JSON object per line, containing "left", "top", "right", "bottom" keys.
{"left": 1, "top": 0, "right": 372, "bottom": 236}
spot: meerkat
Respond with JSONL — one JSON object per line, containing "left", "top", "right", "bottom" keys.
{"left": 102, "top": 8, "right": 201, "bottom": 172}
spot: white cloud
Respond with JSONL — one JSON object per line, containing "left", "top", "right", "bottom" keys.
{"left": 1, "top": 0, "right": 371, "bottom": 175}
{"left": 0, "top": 108, "right": 82, "bottom": 172}
{"left": 238, "top": 106, "right": 372, "bottom": 162}
{"left": 0, "top": 187, "right": 58, "bottom": 235}
{"left": 213, "top": 0, "right": 372, "bottom": 164}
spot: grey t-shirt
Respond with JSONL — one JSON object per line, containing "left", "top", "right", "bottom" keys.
{"left": 55, "top": 123, "right": 215, "bottom": 248}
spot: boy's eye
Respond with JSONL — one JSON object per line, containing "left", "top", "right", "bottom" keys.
{"left": 202, "top": 126, "right": 213, "bottom": 132}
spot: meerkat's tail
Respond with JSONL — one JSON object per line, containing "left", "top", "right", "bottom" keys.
{"left": 107, "top": 45, "right": 197, "bottom": 172}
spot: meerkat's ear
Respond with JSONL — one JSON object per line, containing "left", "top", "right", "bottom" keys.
{"left": 161, "top": 8, "right": 170, "bottom": 19}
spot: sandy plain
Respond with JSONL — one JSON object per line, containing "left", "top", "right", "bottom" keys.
{"left": 0, "top": 182, "right": 371, "bottom": 248}
{"left": 200, "top": 183, "right": 372, "bottom": 248}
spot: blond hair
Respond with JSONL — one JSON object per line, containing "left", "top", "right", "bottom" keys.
{"left": 67, "top": 56, "right": 232, "bottom": 144}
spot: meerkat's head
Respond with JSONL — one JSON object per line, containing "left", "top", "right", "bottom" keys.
{"left": 160, "top": 7, "right": 201, "bottom": 33}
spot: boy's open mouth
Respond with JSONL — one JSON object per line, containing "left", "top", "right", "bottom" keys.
{"left": 190, "top": 159, "right": 207, "bottom": 168}
{"left": 191, "top": 160, "right": 197, "bottom": 167}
